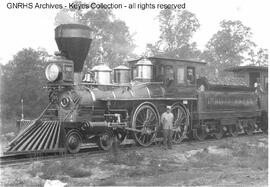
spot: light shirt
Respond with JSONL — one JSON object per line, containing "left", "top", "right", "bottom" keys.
{"left": 161, "top": 112, "right": 174, "bottom": 129}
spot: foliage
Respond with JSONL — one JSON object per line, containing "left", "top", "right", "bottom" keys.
{"left": 146, "top": 10, "right": 201, "bottom": 59}
{"left": 200, "top": 20, "right": 257, "bottom": 77}
{"left": 55, "top": 6, "right": 136, "bottom": 70}
{"left": 1, "top": 48, "right": 49, "bottom": 121}
{"left": 247, "top": 48, "right": 268, "bottom": 66}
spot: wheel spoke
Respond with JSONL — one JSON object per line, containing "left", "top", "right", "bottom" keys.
{"left": 132, "top": 104, "right": 159, "bottom": 146}
{"left": 136, "top": 119, "right": 144, "bottom": 125}
{"left": 142, "top": 109, "right": 147, "bottom": 120}
{"left": 138, "top": 112, "right": 145, "bottom": 122}
{"left": 171, "top": 104, "right": 189, "bottom": 143}
{"left": 149, "top": 112, "right": 155, "bottom": 123}
{"left": 178, "top": 111, "right": 183, "bottom": 120}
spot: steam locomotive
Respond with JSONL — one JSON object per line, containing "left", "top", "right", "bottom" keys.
{"left": 5, "top": 24, "right": 268, "bottom": 154}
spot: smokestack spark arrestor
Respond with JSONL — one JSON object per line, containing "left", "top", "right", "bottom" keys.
{"left": 55, "top": 24, "right": 92, "bottom": 85}
{"left": 55, "top": 24, "right": 92, "bottom": 73}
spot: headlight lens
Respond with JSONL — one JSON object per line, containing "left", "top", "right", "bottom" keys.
{"left": 45, "top": 63, "right": 61, "bottom": 82}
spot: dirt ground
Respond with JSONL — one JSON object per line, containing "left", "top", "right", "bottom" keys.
{"left": 0, "top": 134, "right": 268, "bottom": 186}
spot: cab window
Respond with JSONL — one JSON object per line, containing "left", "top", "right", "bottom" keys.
{"left": 187, "top": 67, "right": 195, "bottom": 84}
{"left": 165, "top": 65, "right": 174, "bottom": 81}
{"left": 177, "top": 67, "right": 185, "bottom": 84}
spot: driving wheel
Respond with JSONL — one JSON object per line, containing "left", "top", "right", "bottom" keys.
{"left": 171, "top": 103, "right": 189, "bottom": 143}
{"left": 132, "top": 103, "right": 159, "bottom": 147}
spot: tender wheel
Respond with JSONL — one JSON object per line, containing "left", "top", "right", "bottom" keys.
{"left": 171, "top": 103, "right": 189, "bottom": 143}
{"left": 193, "top": 126, "right": 207, "bottom": 141}
{"left": 97, "top": 129, "right": 114, "bottom": 151}
{"left": 261, "top": 111, "right": 268, "bottom": 134}
{"left": 66, "top": 130, "right": 82, "bottom": 154}
{"left": 229, "top": 124, "right": 239, "bottom": 137}
{"left": 245, "top": 120, "right": 254, "bottom": 136}
{"left": 214, "top": 125, "right": 224, "bottom": 139}
{"left": 132, "top": 103, "right": 159, "bottom": 147}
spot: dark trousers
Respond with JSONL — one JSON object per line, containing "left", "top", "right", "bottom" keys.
{"left": 163, "top": 129, "right": 172, "bottom": 148}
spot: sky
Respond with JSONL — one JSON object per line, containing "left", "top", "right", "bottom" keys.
{"left": 0, "top": 0, "right": 269, "bottom": 64}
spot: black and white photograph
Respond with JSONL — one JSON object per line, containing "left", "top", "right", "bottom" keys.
{"left": 0, "top": 0, "right": 268, "bottom": 186}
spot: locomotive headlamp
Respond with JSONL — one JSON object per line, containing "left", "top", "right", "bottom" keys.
{"left": 45, "top": 63, "right": 61, "bottom": 82}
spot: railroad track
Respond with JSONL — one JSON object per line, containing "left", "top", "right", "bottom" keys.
{"left": 0, "top": 132, "right": 266, "bottom": 167}
{"left": 0, "top": 143, "right": 134, "bottom": 167}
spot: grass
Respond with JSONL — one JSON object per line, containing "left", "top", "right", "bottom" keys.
{"left": 186, "top": 140, "right": 268, "bottom": 171}
{"left": 232, "top": 143, "right": 251, "bottom": 157}
{"left": 233, "top": 144, "right": 268, "bottom": 170}
{"left": 106, "top": 149, "right": 145, "bottom": 166}
{"left": 187, "top": 148, "right": 232, "bottom": 168}
{"left": 1, "top": 135, "right": 268, "bottom": 186}
{"left": 27, "top": 159, "right": 92, "bottom": 180}
{"left": 217, "top": 140, "right": 235, "bottom": 149}
{"left": 105, "top": 148, "right": 179, "bottom": 178}
{"left": 123, "top": 158, "right": 177, "bottom": 177}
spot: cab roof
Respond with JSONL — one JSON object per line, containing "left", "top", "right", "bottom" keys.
{"left": 127, "top": 56, "right": 207, "bottom": 65}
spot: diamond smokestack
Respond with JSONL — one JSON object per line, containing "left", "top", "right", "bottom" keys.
{"left": 55, "top": 24, "right": 92, "bottom": 73}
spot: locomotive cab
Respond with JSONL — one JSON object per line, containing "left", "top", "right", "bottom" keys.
{"left": 128, "top": 56, "right": 206, "bottom": 88}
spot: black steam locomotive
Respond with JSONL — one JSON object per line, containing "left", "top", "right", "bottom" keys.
{"left": 5, "top": 24, "right": 268, "bottom": 154}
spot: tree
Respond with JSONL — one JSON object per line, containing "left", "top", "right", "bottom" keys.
{"left": 1, "top": 48, "right": 49, "bottom": 121}
{"left": 201, "top": 20, "right": 256, "bottom": 75}
{"left": 55, "top": 7, "right": 135, "bottom": 69}
{"left": 146, "top": 10, "right": 201, "bottom": 59}
{"left": 247, "top": 48, "right": 268, "bottom": 66}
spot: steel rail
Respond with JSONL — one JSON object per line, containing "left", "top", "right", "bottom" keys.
{"left": 0, "top": 132, "right": 266, "bottom": 167}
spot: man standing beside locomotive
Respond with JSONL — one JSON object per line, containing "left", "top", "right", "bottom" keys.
{"left": 161, "top": 106, "right": 174, "bottom": 149}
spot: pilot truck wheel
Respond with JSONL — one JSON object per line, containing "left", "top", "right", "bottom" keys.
{"left": 66, "top": 130, "right": 82, "bottom": 154}
{"left": 97, "top": 129, "right": 114, "bottom": 151}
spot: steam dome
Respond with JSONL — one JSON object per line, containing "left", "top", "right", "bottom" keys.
{"left": 113, "top": 65, "right": 130, "bottom": 84}
{"left": 91, "top": 64, "right": 112, "bottom": 84}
